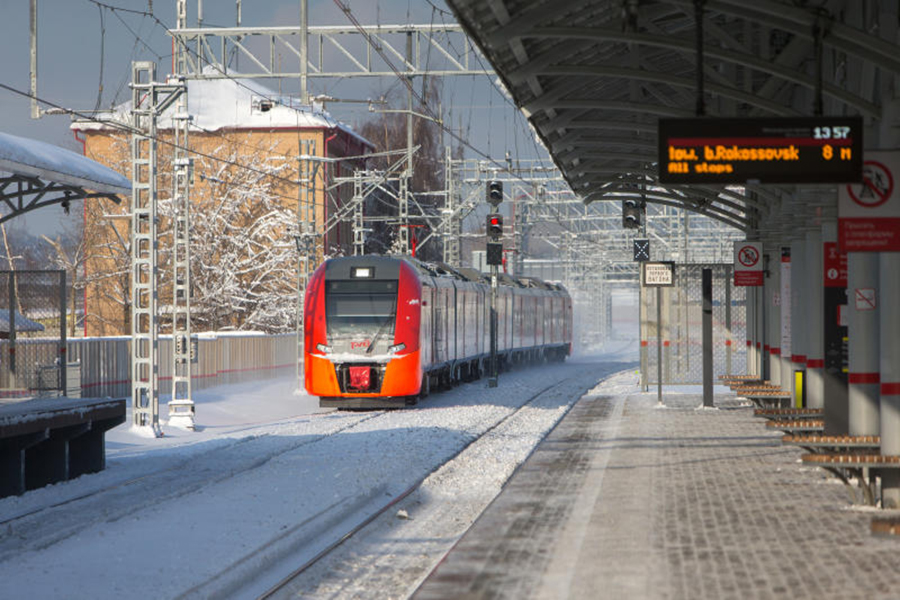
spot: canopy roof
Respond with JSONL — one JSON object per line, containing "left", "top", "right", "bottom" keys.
{"left": 445, "top": 0, "right": 899, "bottom": 232}
{"left": 0, "top": 131, "right": 130, "bottom": 224}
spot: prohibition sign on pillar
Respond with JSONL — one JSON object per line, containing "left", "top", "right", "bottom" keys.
{"left": 738, "top": 245, "right": 760, "bottom": 268}
{"left": 848, "top": 161, "right": 893, "bottom": 208}
{"left": 733, "top": 241, "right": 763, "bottom": 286}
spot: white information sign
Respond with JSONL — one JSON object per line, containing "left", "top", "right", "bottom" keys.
{"left": 642, "top": 262, "right": 675, "bottom": 287}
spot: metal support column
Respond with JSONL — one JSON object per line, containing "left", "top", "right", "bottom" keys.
{"left": 702, "top": 268, "right": 713, "bottom": 407}
{"left": 352, "top": 171, "right": 365, "bottom": 256}
{"left": 442, "top": 147, "right": 459, "bottom": 266}
{"left": 724, "top": 271, "right": 732, "bottom": 376}
{"left": 297, "top": 139, "right": 316, "bottom": 389}
{"left": 169, "top": 10, "right": 194, "bottom": 428}
{"left": 848, "top": 253, "right": 879, "bottom": 436}
{"left": 398, "top": 175, "right": 409, "bottom": 254}
{"left": 489, "top": 265, "right": 498, "bottom": 388}
{"left": 130, "top": 61, "right": 161, "bottom": 435}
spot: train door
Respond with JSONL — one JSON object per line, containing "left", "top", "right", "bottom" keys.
{"left": 434, "top": 287, "right": 444, "bottom": 364}
{"left": 421, "top": 284, "right": 433, "bottom": 367}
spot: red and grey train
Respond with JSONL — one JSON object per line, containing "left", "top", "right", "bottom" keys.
{"left": 303, "top": 255, "right": 572, "bottom": 408}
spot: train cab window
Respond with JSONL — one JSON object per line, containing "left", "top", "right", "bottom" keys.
{"left": 325, "top": 280, "right": 398, "bottom": 337}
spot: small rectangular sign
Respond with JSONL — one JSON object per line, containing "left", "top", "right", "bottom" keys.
{"left": 642, "top": 262, "right": 675, "bottom": 287}
{"left": 658, "top": 116, "right": 863, "bottom": 184}
{"left": 823, "top": 242, "right": 847, "bottom": 288}
{"left": 854, "top": 288, "right": 876, "bottom": 311}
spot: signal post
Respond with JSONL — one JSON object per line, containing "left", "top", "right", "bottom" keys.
{"left": 486, "top": 181, "right": 503, "bottom": 388}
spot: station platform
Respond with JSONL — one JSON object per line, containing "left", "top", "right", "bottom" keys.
{"left": 414, "top": 388, "right": 900, "bottom": 599}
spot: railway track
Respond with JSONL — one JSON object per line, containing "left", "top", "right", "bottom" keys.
{"left": 0, "top": 411, "right": 382, "bottom": 558}
{"left": 251, "top": 376, "right": 583, "bottom": 600}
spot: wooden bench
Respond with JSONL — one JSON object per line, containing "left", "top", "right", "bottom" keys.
{"left": 765, "top": 418, "right": 825, "bottom": 434}
{"left": 754, "top": 407, "right": 823, "bottom": 421}
{"left": 741, "top": 391, "right": 793, "bottom": 408}
{"left": 872, "top": 517, "right": 900, "bottom": 537}
{"left": 801, "top": 453, "right": 900, "bottom": 506}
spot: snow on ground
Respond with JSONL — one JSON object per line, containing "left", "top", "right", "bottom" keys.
{"left": 0, "top": 342, "right": 639, "bottom": 600}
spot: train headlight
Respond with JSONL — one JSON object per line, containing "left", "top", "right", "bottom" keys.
{"left": 316, "top": 343, "right": 333, "bottom": 353}
{"left": 388, "top": 343, "right": 406, "bottom": 354}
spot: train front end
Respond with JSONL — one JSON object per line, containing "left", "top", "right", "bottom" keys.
{"left": 304, "top": 256, "right": 423, "bottom": 409}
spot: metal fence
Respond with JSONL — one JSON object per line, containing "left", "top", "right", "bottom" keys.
{"left": 0, "top": 270, "right": 66, "bottom": 398}
{"left": 66, "top": 333, "right": 297, "bottom": 399}
{"left": 641, "top": 264, "right": 747, "bottom": 385}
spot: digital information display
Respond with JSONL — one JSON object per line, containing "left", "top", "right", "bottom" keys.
{"left": 658, "top": 117, "right": 863, "bottom": 184}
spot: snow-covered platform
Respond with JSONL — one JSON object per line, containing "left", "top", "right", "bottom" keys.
{"left": 414, "top": 390, "right": 900, "bottom": 599}
{"left": 0, "top": 396, "right": 125, "bottom": 498}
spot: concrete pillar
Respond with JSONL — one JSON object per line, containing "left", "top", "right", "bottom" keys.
{"left": 821, "top": 217, "right": 849, "bottom": 435}
{"left": 847, "top": 253, "right": 879, "bottom": 436}
{"left": 790, "top": 237, "right": 807, "bottom": 406}
{"left": 779, "top": 245, "right": 793, "bottom": 393}
{"left": 806, "top": 228, "right": 824, "bottom": 409}
{"left": 766, "top": 243, "right": 782, "bottom": 387}
{"left": 746, "top": 282, "right": 756, "bottom": 376}
{"left": 880, "top": 253, "right": 900, "bottom": 507}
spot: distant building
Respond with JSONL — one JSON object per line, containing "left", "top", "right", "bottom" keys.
{"left": 71, "top": 71, "right": 373, "bottom": 335}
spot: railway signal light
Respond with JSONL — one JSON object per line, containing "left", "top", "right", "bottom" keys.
{"left": 623, "top": 199, "right": 641, "bottom": 229}
{"left": 487, "top": 180, "right": 503, "bottom": 207}
{"left": 487, "top": 213, "right": 503, "bottom": 240}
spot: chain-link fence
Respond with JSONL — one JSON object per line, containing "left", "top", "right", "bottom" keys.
{"left": 0, "top": 271, "right": 67, "bottom": 399}
{"left": 641, "top": 264, "right": 746, "bottom": 385}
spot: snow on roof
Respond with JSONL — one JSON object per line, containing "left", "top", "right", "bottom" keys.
{"left": 0, "top": 310, "right": 45, "bottom": 333}
{"left": 72, "top": 68, "right": 372, "bottom": 149}
{"left": 0, "top": 131, "right": 131, "bottom": 195}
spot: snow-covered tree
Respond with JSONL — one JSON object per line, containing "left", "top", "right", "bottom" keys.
{"left": 176, "top": 136, "right": 297, "bottom": 332}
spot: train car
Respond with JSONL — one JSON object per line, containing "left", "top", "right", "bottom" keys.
{"left": 303, "top": 255, "right": 572, "bottom": 409}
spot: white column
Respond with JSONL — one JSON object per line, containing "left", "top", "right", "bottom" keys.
{"left": 848, "top": 253, "right": 880, "bottom": 436}
{"left": 805, "top": 228, "right": 824, "bottom": 409}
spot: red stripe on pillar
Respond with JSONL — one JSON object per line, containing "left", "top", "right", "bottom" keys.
{"left": 746, "top": 340, "right": 752, "bottom": 347}
{"left": 849, "top": 373, "right": 880, "bottom": 384}
{"left": 806, "top": 359, "right": 824, "bottom": 368}
{"left": 791, "top": 354, "right": 807, "bottom": 363}
{"left": 756, "top": 342, "right": 761, "bottom": 348}
{"left": 770, "top": 348, "right": 781, "bottom": 356}
{"left": 882, "top": 383, "right": 900, "bottom": 395}
{"left": 764, "top": 344, "right": 770, "bottom": 352}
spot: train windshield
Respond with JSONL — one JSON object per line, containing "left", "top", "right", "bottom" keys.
{"left": 325, "top": 279, "right": 398, "bottom": 337}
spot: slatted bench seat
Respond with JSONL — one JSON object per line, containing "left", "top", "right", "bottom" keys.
{"left": 801, "top": 453, "right": 900, "bottom": 505}
{"left": 782, "top": 433, "right": 879, "bottom": 450}
{"left": 765, "top": 418, "right": 825, "bottom": 434}
{"left": 754, "top": 407, "right": 823, "bottom": 421}
{"left": 741, "top": 391, "right": 793, "bottom": 408}
{"left": 872, "top": 518, "right": 900, "bottom": 537}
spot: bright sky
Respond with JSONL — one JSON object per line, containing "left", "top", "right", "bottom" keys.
{"left": 1, "top": 0, "right": 545, "bottom": 237}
